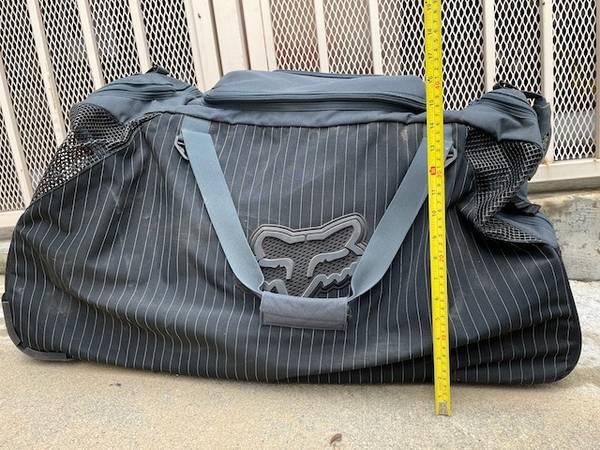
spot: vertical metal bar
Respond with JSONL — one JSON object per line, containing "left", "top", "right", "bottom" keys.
{"left": 596, "top": 0, "right": 600, "bottom": 158}
{"left": 482, "top": 0, "right": 496, "bottom": 90}
{"left": 26, "top": 0, "right": 66, "bottom": 142}
{"left": 183, "top": 0, "right": 207, "bottom": 89}
{"left": 212, "top": 0, "right": 249, "bottom": 73}
{"left": 313, "top": 0, "right": 329, "bottom": 72}
{"left": 76, "top": 0, "right": 104, "bottom": 89}
{"left": 540, "top": 0, "right": 555, "bottom": 163}
{"left": 128, "top": 0, "right": 152, "bottom": 71}
{"left": 0, "top": 60, "right": 34, "bottom": 203}
{"left": 367, "top": 0, "right": 383, "bottom": 74}
{"left": 259, "top": 0, "right": 277, "bottom": 70}
{"left": 241, "top": 0, "right": 269, "bottom": 70}
{"left": 194, "top": 0, "right": 223, "bottom": 88}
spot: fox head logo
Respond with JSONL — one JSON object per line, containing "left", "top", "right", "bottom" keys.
{"left": 250, "top": 214, "right": 367, "bottom": 297}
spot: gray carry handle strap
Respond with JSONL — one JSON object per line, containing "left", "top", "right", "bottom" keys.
{"left": 181, "top": 120, "right": 265, "bottom": 294}
{"left": 182, "top": 117, "right": 455, "bottom": 330}
{"left": 349, "top": 126, "right": 454, "bottom": 299}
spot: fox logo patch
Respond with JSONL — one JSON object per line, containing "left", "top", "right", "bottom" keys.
{"left": 250, "top": 214, "right": 368, "bottom": 297}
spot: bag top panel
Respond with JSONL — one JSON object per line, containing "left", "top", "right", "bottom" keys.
{"left": 79, "top": 70, "right": 542, "bottom": 147}
{"left": 204, "top": 70, "right": 425, "bottom": 106}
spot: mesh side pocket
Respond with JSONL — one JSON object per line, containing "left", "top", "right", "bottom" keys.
{"left": 32, "top": 103, "right": 152, "bottom": 202}
{"left": 459, "top": 128, "right": 545, "bottom": 243}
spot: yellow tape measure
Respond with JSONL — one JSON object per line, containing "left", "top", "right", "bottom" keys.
{"left": 423, "top": 0, "right": 451, "bottom": 416}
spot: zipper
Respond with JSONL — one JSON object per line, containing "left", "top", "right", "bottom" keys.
{"left": 275, "top": 70, "right": 368, "bottom": 79}
{"left": 94, "top": 81, "right": 189, "bottom": 100}
{"left": 93, "top": 89, "right": 177, "bottom": 101}
{"left": 203, "top": 91, "right": 425, "bottom": 112}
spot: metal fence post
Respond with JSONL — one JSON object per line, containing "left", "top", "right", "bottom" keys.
{"left": 596, "top": 0, "right": 600, "bottom": 158}
{"left": 482, "top": 0, "right": 496, "bottom": 91}
{"left": 241, "top": 0, "right": 270, "bottom": 70}
{"left": 76, "top": 0, "right": 105, "bottom": 89}
{"left": 26, "top": 0, "right": 66, "bottom": 143}
{"left": 367, "top": 0, "right": 383, "bottom": 74}
{"left": 212, "top": 0, "right": 249, "bottom": 74}
{"left": 540, "top": 0, "right": 554, "bottom": 163}
{"left": 0, "top": 59, "right": 33, "bottom": 203}
{"left": 192, "top": 0, "right": 222, "bottom": 88}
{"left": 313, "top": 0, "right": 329, "bottom": 72}
{"left": 259, "top": 0, "right": 277, "bottom": 70}
{"left": 128, "top": 0, "right": 152, "bottom": 71}
{"left": 183, "top": 0, "right": 208, "bottom": 89}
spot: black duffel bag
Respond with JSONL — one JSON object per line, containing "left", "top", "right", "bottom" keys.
{"left": 3, "top": 70, "right": 580, "bottom": 383}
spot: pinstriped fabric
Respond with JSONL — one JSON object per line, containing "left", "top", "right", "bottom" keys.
{"left": 4, "top": 112, "right": 580, "bottom": 384}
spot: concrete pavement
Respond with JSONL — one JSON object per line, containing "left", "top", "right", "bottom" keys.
{"left": 1, "top": 279, "right": 598, "bottom": 449}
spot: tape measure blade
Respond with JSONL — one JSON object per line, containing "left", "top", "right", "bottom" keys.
{"left": 423, "top": 0, "right": 451, "bottom": 416}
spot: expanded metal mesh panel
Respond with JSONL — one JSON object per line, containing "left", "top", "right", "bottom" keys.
{"left": 0, "top": 0, "right": 57, "bottom": 186}
{"left": 39, "top": 0, "right": 95, "bottom": 129}
{"left": 377, "top": 0, "right": 484, "bottom": 109}
{"left": 553, "top": 0, "right": 597, "bottom": 160}
{"left": 0, "top": 114, "right": 25, "bottom": 211}
{"left": 323, "top": 0, "right": 373, "bottom": 74}
{"left": 494, "top": 1, "right": 541, "bottom": 93}
{"left": 440, "top": 0, "right": 485, "bottom": 110}
{"left": 269, "top": 0, "right": 485, "bottom": 108}
{"left": 378, "top": 0, "right": 424, "bottom": 76}
{"left": 139, "top": 0, "right": 196, "bottom": 83}
{"left": 89, "top": 0, "right": 140, "bottom": 83}
{"left": 270, "top": 0, "right": 320, "bottom": 71}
